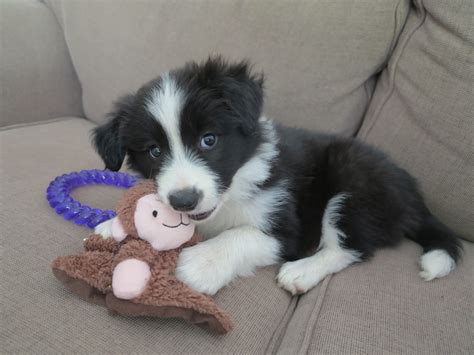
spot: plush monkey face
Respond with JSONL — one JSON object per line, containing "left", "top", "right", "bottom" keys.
{"left": 134, "top": 194, "right": 195, "bottom": 250}
{"left": 111, "top": 181, "right": 195, "bottom": 250}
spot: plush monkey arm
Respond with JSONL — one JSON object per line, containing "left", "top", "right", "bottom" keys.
{"left": 83, "top": 234, "right": 120, "bottom": 253}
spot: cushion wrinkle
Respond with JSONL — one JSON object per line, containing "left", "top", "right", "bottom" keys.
{"left": 360, "top": 5, "right": 427, "bottom": 140}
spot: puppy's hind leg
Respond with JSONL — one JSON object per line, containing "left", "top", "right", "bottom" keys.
{"left": 277, "top": 194, "right": 361, "bottom": 295}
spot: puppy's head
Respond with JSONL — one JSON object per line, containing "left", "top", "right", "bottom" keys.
{"left": 93, "top": 57, "right": 264, "bottom": 222}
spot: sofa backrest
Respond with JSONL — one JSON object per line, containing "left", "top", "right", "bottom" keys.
{"left": 45, "top": 0, "right": 409, "bottom": 135}
{"left": 0, "top": 0, "right": 82, "bottom": 127}
{"left": 359, "top": 0, "right": 473, "bottom": 241}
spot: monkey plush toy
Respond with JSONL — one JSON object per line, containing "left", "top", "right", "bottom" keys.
{"left": 52, "top": 180, "right": 232, "bottom": 334}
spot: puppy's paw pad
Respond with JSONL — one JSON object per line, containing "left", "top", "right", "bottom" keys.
{"left": 276, "top": 260, "right": 313, "bottom": 295}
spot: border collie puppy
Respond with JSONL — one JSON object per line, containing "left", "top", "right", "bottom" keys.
{"left": 93, "top": 57, "right": 461, "bottom": 295}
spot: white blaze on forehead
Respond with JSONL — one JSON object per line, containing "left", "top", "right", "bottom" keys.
{"left": 146, "top": 73, "right": 186, "bottom": 158}
{"left": 145, "top": 73, "right": 219, "bottom": 211}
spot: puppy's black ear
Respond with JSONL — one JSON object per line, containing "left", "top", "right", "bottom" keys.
{"left": 200, "top": 57, "right": 264, "bottom": 135}
{"left": 92, "top": 95, "right": 135, "bottom": 171}
{"left": 223, "top": 60, "right": 265, "bottom": 135}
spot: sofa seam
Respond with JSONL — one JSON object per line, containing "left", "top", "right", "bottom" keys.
{"left": 387, "top": 0, "right": 409, "bottom": 65}
{"left": 353, "top": 79, "right": 375, "bottom": 136}
{"left": 360, "top": 0, "right": 427, "bottom": 140}
{"left": 362, "top": 0, "right": 470, "bottom": 162}
{"left": 354, "top": 0, "right": 409, "bottom": 138}
{"left": 265, "top": 296, "right": 299, "bottom": 354}
{"left": 0, "top": 117, "right": 88, "bottom": 132}
{"left": 295, "top": 275, "right": 332, "bottom": 355}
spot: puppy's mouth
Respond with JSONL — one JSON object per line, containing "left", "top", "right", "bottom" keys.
{"left": 188, "top": 207, "right": 216, "bottom": 221}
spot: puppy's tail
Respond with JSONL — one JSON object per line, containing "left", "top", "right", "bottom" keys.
{"left": 407, "top": 213, "right": 462, "bottom": 281}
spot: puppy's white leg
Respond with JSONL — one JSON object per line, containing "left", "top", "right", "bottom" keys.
{"left": 277, "top": 193, "right": 360, "bottom": 295}
{"left": 277, "top": 247, "right": 360, "bottom": 295}
{"left": 176, "top": 225, "right": 281, "bottom": 295}
{"left": 94, "top": 218, "right": 114, "bottom": 238}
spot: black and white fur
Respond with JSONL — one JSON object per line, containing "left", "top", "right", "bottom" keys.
{"left": 93, "top": 57, "right": 462, "bottom": 295}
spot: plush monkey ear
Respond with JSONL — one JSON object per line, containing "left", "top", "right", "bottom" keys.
{"left": 91, "top": 94, "right": 135, "bottom": 171}
{"left": 111, "top": 217, "right": 127, "bottom": 242}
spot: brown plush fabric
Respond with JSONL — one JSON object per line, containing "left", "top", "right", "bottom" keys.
{"left": 52, "top": 247, "right": 114, "bottom": 293}
{"left": 51, "top": 182, "right": 233, "bottom": 334}
{"left": 114, "top": 180, "right": 158, "bottom": 238}
{"left": 105, "top": 295, "right": 228, "bottom": 333}
{"left": 52, "top": 268, "right": 107, "bottom": 307}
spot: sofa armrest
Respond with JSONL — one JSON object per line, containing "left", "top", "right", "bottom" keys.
{"left": 0, "top": 0, "right": 83, "bottom": 127}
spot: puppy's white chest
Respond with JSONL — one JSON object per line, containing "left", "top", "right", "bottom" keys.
{"left": 197, "top": 183, "right": 287, "bottom": 239}
{"left": 197, "top": 201, "right": 259, "bottom": 238}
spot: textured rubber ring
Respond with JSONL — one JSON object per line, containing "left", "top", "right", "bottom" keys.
{"left": 46, "top": 169, "right": 138, "bottom": 229}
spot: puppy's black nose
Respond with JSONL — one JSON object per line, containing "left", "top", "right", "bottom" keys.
{"left": 168, "top": 188, "right": 201, "bottom": 212}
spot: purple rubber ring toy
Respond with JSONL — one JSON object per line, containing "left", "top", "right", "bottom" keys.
{"left": 46, "top": 169, "right": 139, "bottom": 229}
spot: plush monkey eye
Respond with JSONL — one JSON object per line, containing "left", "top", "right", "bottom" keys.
{"left": 149, "top": 146, "right": 161, "bottom": 159}
{"left": 152, "top": 210, "right": 158, "bottom": 218}
{"left": 199, "top": 133, "right": 217, "bottom": 150}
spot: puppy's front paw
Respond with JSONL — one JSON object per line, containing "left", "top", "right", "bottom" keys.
{"left": 277, "top": 259, "right": 319, "bottom": 295}
{"left": 176, "top": 243, "right": 233, "bottom": 295}
{"left": 94, "top": 218, "right": 114, "bottom": 239}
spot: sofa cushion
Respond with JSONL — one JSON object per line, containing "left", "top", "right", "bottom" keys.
{"left": 0, "top": 118, "right": 294, "bottom": 353}
{"left": 358, "top": 0, "right": 474, "bottom": 241}
{"left": 0, "top": 0, "right": 82, "bottom": 127}
{"left": 276, "top": 240, "right": 474, "bottom": 354}
{"left": 1, "top": 119, "right": 472, "bottom": 353}
{"left": 45, "top": 0, "right": 409, "bottom": 134}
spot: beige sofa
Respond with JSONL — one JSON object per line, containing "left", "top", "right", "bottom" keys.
{"left": 1, "top": 0, "right": 472, "bottom": 353}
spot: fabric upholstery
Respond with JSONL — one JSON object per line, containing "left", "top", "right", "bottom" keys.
{"left": 0, "top": 119, "right": 293, "bottom": 353}
{"left": 0, "top": 0, "right": 83, "bottom": 127}
{"left": 358, "top": 0, "right": 474, "bottom": 241}
{"left": 45, "top": 0, "right": 409, "bottom": 134}
{"left": 276, "top": 240, "right": 474, "bottom": 354}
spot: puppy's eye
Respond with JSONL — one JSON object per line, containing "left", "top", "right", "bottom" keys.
{"left": 149, "top": 146, "right": 161, "bottom": 159}
{"left": 199, "top": 133, "right": 217, "bottom": 150}
{"left": 152, "top": 210, "right": 158, "bottom": 218}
